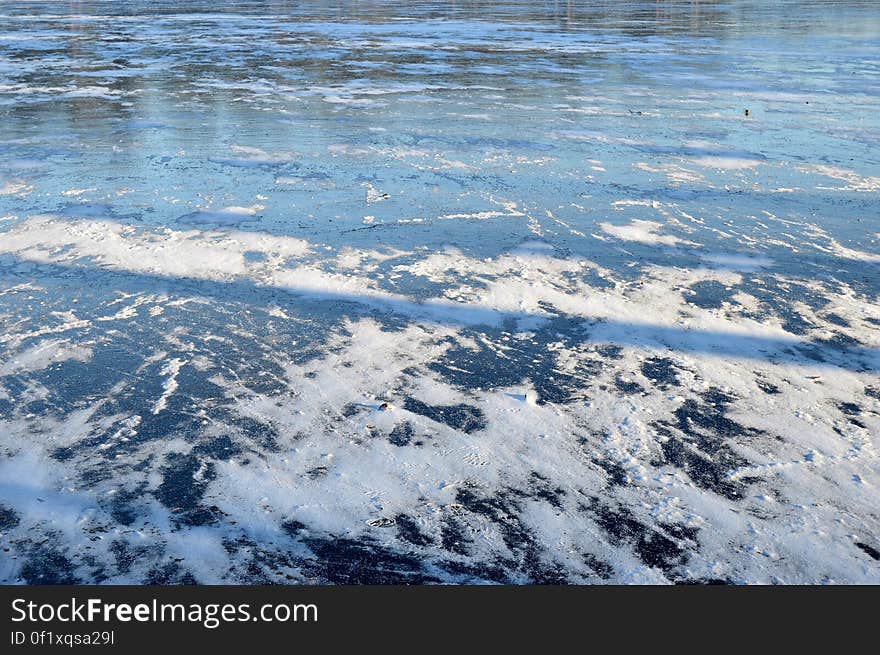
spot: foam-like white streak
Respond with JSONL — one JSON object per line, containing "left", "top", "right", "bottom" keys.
{"left": 0, "top": 339, "right": 92, "bottom": 376}
{"left": 209, "top": 145, "right": 295, "bottom": 167}
{"left": 322, "top": 94, "right": 380, "bottom": 106}
{"left": 0, "top": 83, "right": 124, "bottom": 99}
{"left": 700, "top": 253, "right": 774, "bottom": 270}
{"left": 177, "top": 204, "right": 266, "bottom": 225}
{"left": 152, "top": 358, "right": 185, "bottom": 415}
{"left": 634, "top": 162, "right": 706, "bottom": 184}
{"left": 0, "top": 310, "right": 91, "bottom": 349}
{"left": 0, "top": 215, "right": 310, "bottom": 281}
{"left": 599, "top": 219, "right": 695, "bottom": 246}
{"left": 798, "top": 164, "right": 880, "bottom": 192}
{"left": 803, "top": 224, "right": 880, "bottom": 263}
{"left": 689, "top": 155, "right": 764, "bottom": 170}
{"left": 0, "top": 180, "right": 33, "bottom": 195}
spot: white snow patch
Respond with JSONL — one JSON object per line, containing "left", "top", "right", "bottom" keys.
{"left": 152, "top": 358, "right": 185, "bottom": 415}
{"left": 0, "top": 339, "right": 92, "bottom": 376}
{"left": 797, "top": 164, "right": 880, "bottom": 192}
{"left": 599, "top": 219, "right": 695, "bottom": 246}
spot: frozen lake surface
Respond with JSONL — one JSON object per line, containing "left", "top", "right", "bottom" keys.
{"left": 0, "top": 0, "right": 878, "bottom": 583}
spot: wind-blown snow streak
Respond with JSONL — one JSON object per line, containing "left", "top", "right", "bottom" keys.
{"left": 0, "top": 0, "right": 878, "bottom": 585}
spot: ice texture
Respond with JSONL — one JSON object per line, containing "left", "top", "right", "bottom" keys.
{"left": 0, "top": 1, "right": 878, "bottom": 584}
